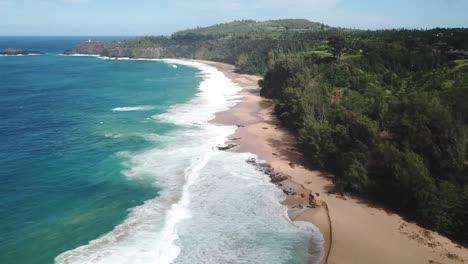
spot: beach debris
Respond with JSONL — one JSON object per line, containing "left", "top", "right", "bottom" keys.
{"left": 262, "top": 127, "right": 269, "bottom": 129}
{"left": 309, "top": 193, "right": 318, "bottom": 208}
{"left": 229, "top": 137, "right": 241, "bottom": 140}
{"left": 216, "top": 143, "right": 239, "bottom": 151}
{"left": 236, "top": 124, "right": 245, "bottom": 128}
{"left": 305, "top": 181, "right": 312, "bottom": 185}
{"left": 272, "top": 153, "right": 278, "bottom": 156}
{"left": 445, "top": 253, "right": 461, "bottom": 261}
{"left": 399, "top": 224, "right": 443, "bottom": 249}
{"left": 315, "top": 193, "right": 320, "bottom": 197}
{"left": 288, "top": 162, "right": 295, "bottom": 168}
{"left": 335, "top": 195, "right": 350, "bottom": 200}
{"left": 301, "top": 193, "right": 305, "bottom": 198}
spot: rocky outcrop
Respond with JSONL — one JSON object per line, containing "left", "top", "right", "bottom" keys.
{"left": 64, "top": 42, "right": 112, "bottom": 55}
{"left": 216, "top": 143, "right": 240, "bottom": 151}
{"left": 1, "top": 48, "right": 44, "bottom": 55}
{"left": 246, "top": 158, "right": 288, "bottom": 183}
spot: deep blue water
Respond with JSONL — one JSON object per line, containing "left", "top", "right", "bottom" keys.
{"left": 0, "top": 36, "right": 130, "bottom": 54}
{"left": 0, "top": 37, "right": 200, "bottom": 264}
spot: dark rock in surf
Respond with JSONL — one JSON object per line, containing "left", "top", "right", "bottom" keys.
{"left": 217, "top": 143, "right": 239, "bottom": 151}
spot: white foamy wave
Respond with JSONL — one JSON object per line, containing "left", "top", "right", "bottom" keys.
{"left": 0, "top": 54, "right": 44, "bottom": 57}
{"left": 56, "top": 124, "right": 236, "bottom": 264}
{"left": 105, "top": 132, "right": 169, "bottom": 142}
{"left": 55, "top": 60, "right": 239, "bottom": 264}
{"left": 154, "top": 59, "right": 242, "bottom": 126}
{"left": 172, "top": 152, "right": 324, "bottom": 264}
{"left": 112, "top": 106, "right": 156, "bottom": 112}
{"left": 55, "top": 59, "right": 323, "bottom": 264}
{"left": 64, "top": 54, "right": 101, "bottom": 57}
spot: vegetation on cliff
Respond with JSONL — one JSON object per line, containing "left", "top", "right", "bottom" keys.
{"left": 65, "top": 19, "right": 332, "bottom": 74}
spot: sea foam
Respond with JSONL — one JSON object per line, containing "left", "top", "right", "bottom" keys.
{"left": 55, "top": 59, "right": 323, "bottom": 264}
{"left": 112, "top": 106, "right": 156, "bottom": 112}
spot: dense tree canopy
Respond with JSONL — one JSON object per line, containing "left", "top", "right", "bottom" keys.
{"left": 259, "top": 28, "right": 468, "bottom": 244}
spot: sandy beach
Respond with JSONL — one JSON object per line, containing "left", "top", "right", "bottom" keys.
{"left": 199, "top": 60, "right": 468, "bottom": 264}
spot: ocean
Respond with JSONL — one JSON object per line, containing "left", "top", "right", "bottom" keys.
{"left": 0, "top": 37, "right": 323, "bottom": 264}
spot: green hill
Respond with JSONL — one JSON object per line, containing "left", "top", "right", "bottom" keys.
{"left": 173, "top": 19, "right": 328, "bottom": 36}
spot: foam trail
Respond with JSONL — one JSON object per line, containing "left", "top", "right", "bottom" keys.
{"left": 112, "top": 106, "right": 156, "bottom": 112}
{"left": 105, "top": 132, "right": 168, "bottom": 142}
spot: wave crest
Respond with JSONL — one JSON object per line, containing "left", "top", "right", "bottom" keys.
{"left": 112, "top": 106, "right": 156, "bottom": 112}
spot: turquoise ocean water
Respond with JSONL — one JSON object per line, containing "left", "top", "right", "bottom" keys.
{"left": 0, "top": 37, "right": 323, "bottom": 264}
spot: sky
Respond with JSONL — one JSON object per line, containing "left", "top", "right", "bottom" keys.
{"left": 0, "top": 0, "right": 467, "bottom": 36}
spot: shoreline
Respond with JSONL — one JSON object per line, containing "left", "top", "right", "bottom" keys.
{"left": 199, "top": 59, "right": 468, "bottom": 264}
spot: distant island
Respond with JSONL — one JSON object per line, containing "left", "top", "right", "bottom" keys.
{"left": 1, "top": 48, "right": 44, "bottom": 55}
{"left": 66, "top": 18, "right": 468, "bottom": 252}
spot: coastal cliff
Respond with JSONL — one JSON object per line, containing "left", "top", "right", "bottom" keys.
{"left": 64, "top": 41, "right": 172, "bottom": 58}
{"left": 64, "top": 42, "right": 111, "bottom": 55}
{"left": 64, "top": 41, "right": 220, "bottom": 61}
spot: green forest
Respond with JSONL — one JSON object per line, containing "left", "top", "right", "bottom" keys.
{"left": 258, "top": 27, "right": 468, "bottom": 244}
{"left": 70, "top": 19, "right": 468, "bottom": 244}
